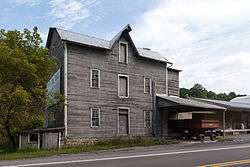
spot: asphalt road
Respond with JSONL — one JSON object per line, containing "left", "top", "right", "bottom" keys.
{"left": 1, "top": 135, "right": 250, "bottom": 167}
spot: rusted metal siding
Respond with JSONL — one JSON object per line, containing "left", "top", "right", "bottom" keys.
{"left": 66, "top": 33, "right": 167, "bottom": 138}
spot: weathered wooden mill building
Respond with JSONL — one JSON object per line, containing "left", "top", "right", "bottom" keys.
{"left": 18, "top": 25, "right": 250, "bottom": 149}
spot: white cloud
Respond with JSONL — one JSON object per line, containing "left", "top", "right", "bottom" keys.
{"left": 48, "top": 0, "right": 100, "bottom": 29}
{"left": 132, "top": 0, "right": 250, "bottom": 94}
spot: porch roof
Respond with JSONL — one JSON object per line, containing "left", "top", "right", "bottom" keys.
{"left": 157, "top": 94, "right": 226, "bottom": 112}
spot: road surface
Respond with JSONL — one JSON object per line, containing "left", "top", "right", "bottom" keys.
{"left": 1, "top": 135, "right": 250, "bottom": 167}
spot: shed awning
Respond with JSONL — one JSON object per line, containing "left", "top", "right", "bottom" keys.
{"left": 193, "top": 98, "right": 250, "bottom": 112}
{"left": 157, "top": 94, "right": 226, "bottom": 112}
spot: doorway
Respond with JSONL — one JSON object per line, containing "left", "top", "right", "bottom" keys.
{"left": 118, "top": 108, "right": 129, "bottom": 135}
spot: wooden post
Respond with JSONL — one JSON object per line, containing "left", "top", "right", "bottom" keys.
{"left": 19, "top": 134, "right": 22, "bottom": 149}
{"left": 37, "top": 133, "right": 40, "bottom": 149}
{"left": 57, "top": 131, "right": 61, "bottom": 154}
{"left": 151, "top": 81, "right": 157, "bottom": 137}
{"left": 223, "top": 110, "right": 226, "bottom": 139}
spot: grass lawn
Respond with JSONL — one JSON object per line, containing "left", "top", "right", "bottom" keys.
{"left": 0, "top": 137, "right": 179, "bottom": 160}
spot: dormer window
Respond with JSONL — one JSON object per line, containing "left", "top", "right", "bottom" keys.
{"left": 119, "top": 42, "right": 128, "bottom": 63}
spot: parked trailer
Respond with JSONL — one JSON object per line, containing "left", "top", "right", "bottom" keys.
{"left": 181, "top": 119, "right": 222, "bottom": 140}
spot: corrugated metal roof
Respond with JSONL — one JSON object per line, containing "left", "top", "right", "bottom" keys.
{"left": 56, "top": 28, "right": 110, "bottom": 49}
{"left": 194, "top": 98, "right": 250, "bottom": 112}
{"left": 157, "top": 94, "right": 226, "bottom": 110}
{"left": 231, "top": 96, "right": 250, "bottom": 104}
{"left": 49, "top": 25, "right": 170, "bottom": 63}
{"left": 137, "top": 48, "right": 168, "bottom": 62}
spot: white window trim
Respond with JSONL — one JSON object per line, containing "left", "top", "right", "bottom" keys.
{"left": 118, "top": 41, "right": 128, "bottom": 64}
{"left": 90, "top": 69, "right": 100, "bottom": 89}
{"left": 117, "top": 107, "right": 130, "bottom": 135}
{"left": 144, "top": 110, "right": 152, "bottom": 128}
{"left": 90, "top": 108, "right": 100, "bottom": 128}
{"left": 118, "top": 74, "right": 129, "bottom": 98}
{"left": 143, "top": 77, "right": 152, "bottom": 94}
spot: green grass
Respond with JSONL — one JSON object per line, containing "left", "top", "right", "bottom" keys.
{"left": 0, "top": 137, "right": 179, "bottom": 160}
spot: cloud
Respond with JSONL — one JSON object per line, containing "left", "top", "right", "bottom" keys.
{"left": 132, "top": 0, "right": 250, "bottom": 94}
{"left": 48, "top": 0, "right": 100, "bottom": 29}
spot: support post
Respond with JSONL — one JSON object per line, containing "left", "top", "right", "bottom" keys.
{"left": 152, "top": 81, "right": 157, "bottom": 137}
{"left": 223, "top": 110, "right": 226, "bottom": 139}
{"left": 19, "top": 134, "right": 22, "bottom": 149}
{"left": 37, "top": 133, "right": 40, "bottom": 149}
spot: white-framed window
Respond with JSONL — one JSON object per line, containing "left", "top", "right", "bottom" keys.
{"left": 118, "top": 74, "right": 129, "bottom": 98}
{"left": 119, "top": 41, "right": 128, "bottom": 64}
{"left": 90, "top": 69, "right": 100, "bottom": 88}
{"left": 90, "top": 108, "right": 100, "bottom": 128}
{"left": 144, "top": 77, "right": 151, "bottom": 94}
{"left": 144, "top": 110, "right": 152, "bottom": 128}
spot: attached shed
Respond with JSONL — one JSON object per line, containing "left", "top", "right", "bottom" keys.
{"left": 19, "top": 127, "right": 64, "bottom": 149}
{"left": 194, "top": 98, "right": 250, "bottom": 132}
{"left": 155, "top": 95, "right": 226, "bottom": 137}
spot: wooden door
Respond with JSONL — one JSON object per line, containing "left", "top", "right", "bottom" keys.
{"left": 118, "top": 109, "right": 129, "bottom": 135}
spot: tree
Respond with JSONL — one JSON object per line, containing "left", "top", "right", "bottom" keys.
{"left": 180, "top": 83, "right": 242, "bottom": 101}
{"left": 189, "top": 84, "right": 208, "bottom": 98}
{"left": 207, "top": 91, "right": 217, "bottom": 99}
{"left": 227, "top": 92, "right": 237, "bottom": 101}
{"left": 180, "top": 88, "right": 190, "bottom": 98}
{"left": 0, "top": 27, "right": 56, "bottom": 148}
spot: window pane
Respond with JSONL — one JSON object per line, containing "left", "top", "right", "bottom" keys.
{"left": 91, "top": 108, "right": 100, "bottom": 127}
{"left": 119, "top": 43, "right": 127, "bottom": 63}
{"left": 144, "top": 78, "right": 150, "bottom": 93}
{"left": 91, "top": 70, "right": 99, "bottom": 88}
{"left": 29, "top": 134, "right": 38, "bottom": 142}
{"left": 145, "top": 111, "right": 151, "bottom": 127}
{"left": 119, "top": 76, "right": 128, "bottom": 97}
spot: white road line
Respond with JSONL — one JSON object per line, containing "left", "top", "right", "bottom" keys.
{"left": 3, "top": 145, "right": 250, "bottom": 167}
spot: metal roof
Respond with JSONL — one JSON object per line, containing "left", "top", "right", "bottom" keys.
{"left": 56, "top": 28, "right": 110, "bottom": 49}
{"left": 194, "top": 98, "right": 250, "bottom": 112}
{"left": 230, "top": 96, "right": 250, "bottom": 104}
{"left": 157, "top": 94, "right": 226, "bottom": 110}
{"left": 47, "top": 25, "right": 170, "bottom": 63}
{"left": 137, "top": 48, "right": 168, "bottom": 62}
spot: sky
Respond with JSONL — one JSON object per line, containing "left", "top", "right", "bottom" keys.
{"left": 1, "top": 0, "right": 250, "bottom": 95}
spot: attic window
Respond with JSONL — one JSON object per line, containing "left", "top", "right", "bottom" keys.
{"left": 119, "top": 42, "right": 128, "bottom": 63}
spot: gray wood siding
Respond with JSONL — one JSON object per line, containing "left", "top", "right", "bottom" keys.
{"left": 66, "top": 34, "right": 166, "bottom": 138}
{"left": 168, "top": 69, "right": 179, "bottom": 96}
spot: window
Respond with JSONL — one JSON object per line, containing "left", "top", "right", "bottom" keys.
{"left": 91, "top": 108, "right": 100, "bottom": 127}
{"left": 119, "top": 42, "right": 128, "bottom": 63}
{"left": 144, "top": 77, "right": 151, "bottom": 94}
{"left": 28, "top": 133, "right": 38, "bottom": 143}
{"left": 90, "top": 69, "right": 100, "bottom": 88}
{"left": 118, "top": 75, "right": 129, "bottom": 98}
{"left": 144, "top": 111, "right": 152, "bottom": 128}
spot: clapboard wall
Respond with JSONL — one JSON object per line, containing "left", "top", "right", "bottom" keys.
{"left": 168, "top": 69, "right": 180, "bottom": 96}
{"left": 66, "top": 33, "right": 167, "bottom": 138}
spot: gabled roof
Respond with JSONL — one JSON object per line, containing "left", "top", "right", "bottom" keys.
{"left": 157, "top": 94, "right": 226, "bottom": 111}
{"left": 46, "top": 24, "right": 171, "bottom": 63}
